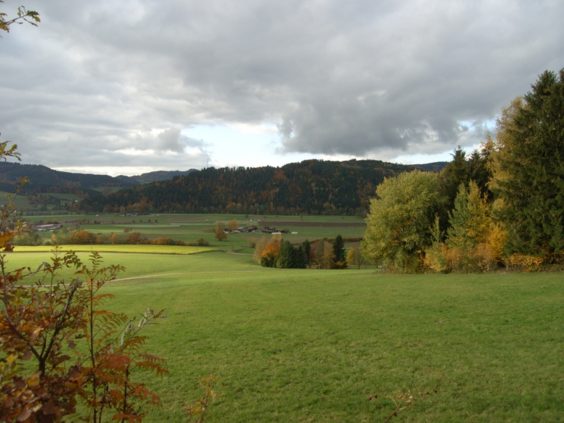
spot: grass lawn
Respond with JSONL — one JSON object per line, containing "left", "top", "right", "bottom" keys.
{"left": 5, "top": 250, "right": 563, "bottom": 422}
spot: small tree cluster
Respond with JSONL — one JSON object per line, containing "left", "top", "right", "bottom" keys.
{"left": 276, "top": 240, "right": 307, "bottom": 269}
{"left": 254, "top": 236, "right": 347, "bottom": 269}
{"left": 254, "top": 237, "right": 281, "bottom": 267}
{"left": 363, "top": 69, "right": 562, "bottom": 272}
{"left": 423, "top": 182, "right": 506, "bottom": 272}
{"left": 490, "top": 70, "right": 563, "bottom": 261}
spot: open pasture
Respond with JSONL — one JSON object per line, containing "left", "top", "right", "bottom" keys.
{"left": 5, "top": 247, "right": 563, "bottom": 422}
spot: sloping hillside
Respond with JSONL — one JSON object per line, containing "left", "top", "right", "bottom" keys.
{"left": 83, "top": 159, "right": 446, "bottom": 215}
{"left": 0, "top": 162, "right": 193, "bottom": 194}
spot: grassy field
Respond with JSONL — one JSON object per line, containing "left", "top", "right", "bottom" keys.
{"left": 5, "top": 248, "right": 563, "bottom": 422}
{"left": 12, "top": 244, "right": 216, "bottom": 255}
{"left": 0, "top": 191, "right": 80, "bottom": 212}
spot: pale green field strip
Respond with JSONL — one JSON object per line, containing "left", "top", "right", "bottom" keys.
{"left": 11, "top": 244, "right": 217, "bottom": 255}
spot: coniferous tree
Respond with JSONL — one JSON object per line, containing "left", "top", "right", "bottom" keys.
{"left": 332, "top": 235, "right": 347, "bottom": 268}
{"left": 277, "top": 240, "right": 295, "bottom": 268}
{"left": 293, "top": 245, "right": 307, "bottom": 269}
{"left": 302, "top": 240, "right": 312, "bottom": 267}
{"left": 491, "top": 69, "right": 564, "bottom": 260}
{"left": 440, "top": 148, "right": 469, "bottom": 201}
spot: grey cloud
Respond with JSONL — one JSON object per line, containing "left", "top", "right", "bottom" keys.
{"left": 157, "top": 128, "right": 206, "bottom": 153}
{"left": 158, "top": 129, "right": 184, "bottom": 153}
{"left": 1, "top": 0, "right": 562, "bottom": 171}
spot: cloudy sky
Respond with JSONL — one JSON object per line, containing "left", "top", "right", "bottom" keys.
{"left": 1, "top": 0, "right": 562, "bottom": 175}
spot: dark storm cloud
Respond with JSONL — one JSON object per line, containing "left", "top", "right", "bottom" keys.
{"left": 1, "top": 0, "right": 562, "bottom": 171}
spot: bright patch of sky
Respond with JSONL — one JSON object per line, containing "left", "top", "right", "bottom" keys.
{"left": 183, "top": 123, "right": 357, "bottom": 170}
{"left": 54, "top": 166, "right": 159, "bottom": 177}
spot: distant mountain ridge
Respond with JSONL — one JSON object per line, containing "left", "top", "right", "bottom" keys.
{"left": 0, "top": 162, "right": 194, "bottom": 194}
{"left": 82, "top": 159, "right": 448, "bottom": 215}
{"left": 125, "top": 169, "right": 196, "bottom": 184}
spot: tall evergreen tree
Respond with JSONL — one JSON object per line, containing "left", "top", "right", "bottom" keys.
{"left": 302, "top": 240, "right": 312, "bottom": 267}
{"left": 440, "top": 148, "right": 469, "bottom": 201}
{"left": 332, "top": 235, "right": 347, "bottom": 268}
{"left": 491, "top": 69, "right": 564, "bottom": 259}
{"left": 437, "top": 147, "right": 471, "bottom": 233}
{"left": 277, "top": 240, "right": 295, "bottom": 268}
{"left": 293, "top": 245, "right": 307, "bottom": 269}
{"left": 467, "top": 143, "right": 493, "bottom": 199}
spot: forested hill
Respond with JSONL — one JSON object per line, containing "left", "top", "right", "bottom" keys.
{"left": 0, "top": 162, "right": 193, "bottom": 194}
{"left": 82, "top": 159, "right": 447, "bottom": 215}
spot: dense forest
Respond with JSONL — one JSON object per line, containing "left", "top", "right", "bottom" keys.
{"left": 80, "top": 160, "right": 446, "bottom": 215}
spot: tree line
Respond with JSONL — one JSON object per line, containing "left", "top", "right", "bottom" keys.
{"left": 362, "top": 70, "right": 563, "bottom": 272}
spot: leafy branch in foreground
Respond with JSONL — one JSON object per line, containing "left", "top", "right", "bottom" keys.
{"left": 0, "top": 144, "right": 208, "bottom": 422}
{"left": 0, "top": 243, "right": 167, "bottom": 421}
{"left": 0, "top": 1, "right": 40, "bottom": 33}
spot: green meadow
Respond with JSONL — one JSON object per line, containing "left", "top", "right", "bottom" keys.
{"left": 5, "top": 241, "right": 563, "bottom": 422}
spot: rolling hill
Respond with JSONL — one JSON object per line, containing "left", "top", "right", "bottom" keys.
{"left": 82, "top": 159, "right": 447, "bottom": 215}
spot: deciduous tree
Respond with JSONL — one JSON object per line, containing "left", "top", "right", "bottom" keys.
{"left": 214, "top": 223, "right": 227, "bottom": 241}
{"left": 362, "top": 171, "right": 442, "bottom": 272}
{"left": 226, "top": 220, "right": 238, "bottom": 231}
{"left": 446, "top": 181, "right": 492, "bottom": 271}
{"left": 346, "top": 245, "right": 363, "bottom": 269}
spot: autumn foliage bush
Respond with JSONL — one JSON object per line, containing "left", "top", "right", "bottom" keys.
{"left": 0, "top": 141, "right": 168, "bottom": 421}
{"left": 68, "top": 229, "right": 97, "bottom": 244}
{"left": 0, "top": 143, "right": 216, "bottom": 422}
{"left": 0, "top": 15, "right": 214, "bottom": 420}
{"left": 255, "top": 237, "right": 281, "bottom": 267}
{"left": 505, "top": 254, "right": 544, "bottom": 272}
{"left": 0, "top": 246, "right": 166, "bottom": 421}
{"left": 423, "top": 183, "right": 509, "bottom": 273}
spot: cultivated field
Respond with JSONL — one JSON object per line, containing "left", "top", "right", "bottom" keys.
{"left": 24, "top": 212, "right": 366, "bottom": 253}
{"left": 5, "top": 214, "right": 564, "bottom": 421}
{"left": 13, "top": 244, "right": 215, "bottom": 255}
